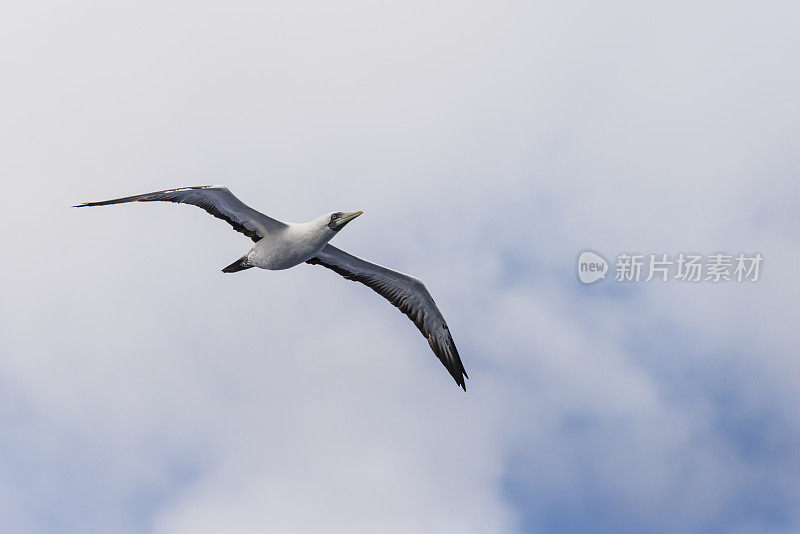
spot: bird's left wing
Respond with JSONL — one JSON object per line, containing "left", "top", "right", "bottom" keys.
{"left": 307, "top": 244, "right": 468, "bottom": 390}
{"left": 74, "top": 185, "right": 285, "bottom": 242}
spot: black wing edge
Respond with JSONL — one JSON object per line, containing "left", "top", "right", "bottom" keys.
{"left": 306, "top": 255, "right": 468, "bottom": 391}
{"left": 73, "top": 185, "right": 263, "bottom": 242}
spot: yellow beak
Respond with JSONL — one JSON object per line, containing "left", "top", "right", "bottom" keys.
{"left": 332, "top": 211, "right": 363, "bottom": 229}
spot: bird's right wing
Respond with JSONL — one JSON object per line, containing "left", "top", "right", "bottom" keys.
{"left": 74, "top": 185, "right": 285, "bottom": 242}
{"left": 307, "top": 244, "right": 468, "bottom": 390}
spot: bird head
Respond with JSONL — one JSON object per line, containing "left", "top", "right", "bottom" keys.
{"left": 327, "top": 211, "right": 363, "bottom": 232}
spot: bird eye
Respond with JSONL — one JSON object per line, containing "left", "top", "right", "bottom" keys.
{"left": 331, "top": 214, "right": 338, "bottom": 219}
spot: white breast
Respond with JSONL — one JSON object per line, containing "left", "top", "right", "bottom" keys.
{"left": 246, "top": 220, "right": 333, "bottom": 270}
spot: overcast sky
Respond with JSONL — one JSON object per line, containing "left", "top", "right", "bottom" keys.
{"left": 1, "top": 1, "right": 799, "bottom": 533}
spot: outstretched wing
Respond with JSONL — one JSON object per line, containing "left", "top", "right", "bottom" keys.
{"left": 74, "top": 185, "right": 286, "bottom": 242}
{"left": 307, "top": 244, "right": 468, "bottom": 390}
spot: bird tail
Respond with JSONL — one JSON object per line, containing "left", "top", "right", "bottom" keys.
{"left": 222, "top": 256, "right": 253, "bottom": 273}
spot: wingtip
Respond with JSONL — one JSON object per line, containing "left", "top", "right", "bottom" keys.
{"left": 456, "top": 374, "right": 468, "bottom": 391}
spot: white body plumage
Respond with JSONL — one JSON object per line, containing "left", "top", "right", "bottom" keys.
{"left": 246, "top": 214, "right": 336, "bottom": 270}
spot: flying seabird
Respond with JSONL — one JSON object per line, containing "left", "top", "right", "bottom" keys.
{"left": 75, "top": 186, "right": 468, "bottom": 390}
